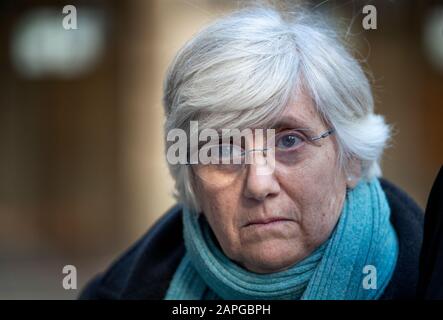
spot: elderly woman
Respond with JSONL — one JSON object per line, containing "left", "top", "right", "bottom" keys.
{"left": 80, "top": 6, "right": 425, "bottom": 300}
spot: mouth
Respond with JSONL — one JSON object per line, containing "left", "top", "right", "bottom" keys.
{"left": 244, "top": 217, "right": 294, "bottom": 227}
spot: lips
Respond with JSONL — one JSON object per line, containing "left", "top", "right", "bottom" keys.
{"left": 244, "top": 217, "right": 293, "bottom": 227}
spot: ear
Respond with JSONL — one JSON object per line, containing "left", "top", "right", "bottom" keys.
{"left": 346, "top": 157, "right": 362, "bottom": 189}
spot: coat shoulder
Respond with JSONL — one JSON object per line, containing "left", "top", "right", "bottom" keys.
{"left": 379, "top": 178, "right": 424, "bottom": 299}
{"left": 78, "top": 205, "right": 185, "bottom": 300}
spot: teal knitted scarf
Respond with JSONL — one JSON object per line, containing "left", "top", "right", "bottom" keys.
{"left": 165, "top": 178, "right": 399, "bottom": 300}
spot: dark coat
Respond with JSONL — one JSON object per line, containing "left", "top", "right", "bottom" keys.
{"left": 417, "top": 166, "right": 443, "bottom": 299}
{"left": 79, "top": 178, "right": 425, "bottom": 300}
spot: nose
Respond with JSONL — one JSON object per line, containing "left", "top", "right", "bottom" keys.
{"left": 243, "top": 160, "right": 280, "bottom": 201}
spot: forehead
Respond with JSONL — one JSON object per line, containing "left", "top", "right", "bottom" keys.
{"left": 274, "top": 91, "right": 324, "bottom": 130}
{"left": 218, "top": 92, "right": 326, "bottom": 145}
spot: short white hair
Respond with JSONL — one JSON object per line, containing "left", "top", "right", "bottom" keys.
{"left": 163, "top": 5, "right": 391, "bottom": 212}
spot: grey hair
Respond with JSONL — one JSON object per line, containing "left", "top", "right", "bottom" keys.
{"left": 163, "top": 5, "right": 391, "bottom": 212}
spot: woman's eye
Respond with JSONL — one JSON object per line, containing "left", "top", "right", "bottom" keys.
{"left": 276, "top": 134, "right": 303, "bottom": 149}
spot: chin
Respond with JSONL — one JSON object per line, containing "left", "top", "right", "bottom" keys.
{"left": 241, "top": 240, "right": 306, "bottom": 274}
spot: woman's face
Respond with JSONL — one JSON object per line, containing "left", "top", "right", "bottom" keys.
{"left": 194, "top": 92, "right": 351, "bottom": 274}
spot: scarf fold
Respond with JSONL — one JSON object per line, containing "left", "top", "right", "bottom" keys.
{"left": 165, "top": 178, "right": 399, "bottom": 300}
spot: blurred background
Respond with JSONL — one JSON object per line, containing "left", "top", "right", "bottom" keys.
{"left": 0, "top": 0, "right": 442, "bottom": 299}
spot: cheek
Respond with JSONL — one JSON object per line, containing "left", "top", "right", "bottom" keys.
{"left": 280, "top": 148, "right": 346, "bottom": 244}
{"left": 195, "top": 182, "right": 242, "bottom": 255}
{"left": 303, "top": 186, "right": 344, "bottom": 235}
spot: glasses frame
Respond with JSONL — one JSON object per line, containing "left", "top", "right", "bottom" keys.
{"left": 244, "top": 127, "right": 336, "bottom": 157}
{"left": 189, "top": 128, "right": 335, "bottom": 165}
{"left": 190, "top": 127, "right": 336, "bottom": 185}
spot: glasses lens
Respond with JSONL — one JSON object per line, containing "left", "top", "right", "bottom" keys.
{"left": 193, "top": 143, "right": 244, "bottom": 187}
{"left": 193, "top": 163, "right": 244, "bottom": 188}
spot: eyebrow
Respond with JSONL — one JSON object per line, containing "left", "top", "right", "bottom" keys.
{"left": 271, "top": 115, "right": 313, "bottom": 131}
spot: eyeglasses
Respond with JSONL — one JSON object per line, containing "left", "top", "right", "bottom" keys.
{"left": 191, "top": 128, "right": 335, "bottom": 188}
